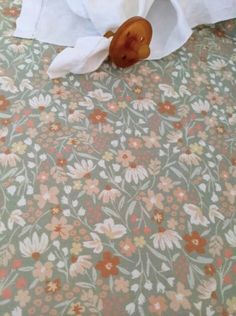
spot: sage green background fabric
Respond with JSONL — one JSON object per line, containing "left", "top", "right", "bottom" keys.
{"left": 0, "top": 1, "right": 236, "bottom": 315}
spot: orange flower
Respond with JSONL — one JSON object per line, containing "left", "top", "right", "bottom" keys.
{"left": 213, "top": 29, "right": 225, "bottom": 37}
{"left": 173, "top": 121, "right": 183, "bottom": 129}
{"left": 57, "top": 158, "right": 67, "bottom": 167}
{"left": 1, "top": 119, "right": 11, "bottom": 126}
{"left": 159, "top": 102, "right": 176, "bottom": 116}
{"left": 51, "top": 206, "right": 62, "bottom": 215}
{"left": 153, "top": 210, "right": 164, "bottom": 225}
{"left": 148, "top": 295, "right": 167, "bottom": 314}
{"left": 0, "top": 95, "right": 10, "bottom": 111}
{"left": 89, "top": 109, "right": 107, "bottom": 124}
{"left": 46, "top": 216, "right": 73, "bottom": 240}
{"left": 231, "top": 157, "right": 236, "bottom": 166}
{"left": 95, "top": 251, "right": 120, "bottom": 277}
{"left": 45, "top": 279, "right": 61, "bottom": 293}
{"left": 3, "top": 7, "right": 20, "bottom": 17}
{"left": 68, "top": 302, "right": 85, "bottom": 315}
{"left": 49, "top": 123, "right": 61, "bottom": 132}
{"left": 204, "top": 264, "right": 216, "bottom": 276}
{"left": 184, "top": 231, "right": 207, "bottom": 254}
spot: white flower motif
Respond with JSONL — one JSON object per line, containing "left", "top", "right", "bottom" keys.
{"left": 131, "top": 99, "right": 155, "bottom": 111}
{"left": 0, "top": 76, "right": 18, "bottom": 93}
{"left": 9, "top": 43, "right": 27, "bottom": 53}
{"left": 79, "top": 97, "right": 94, "bottom": 110}
{"left": 95, "top": 218, "right": 127, "bottom": 239}
{"left": 0, "top": 152, "right": 20, "bottom": 167}
{"left": 0, "top": 127, "right": 8, "bottom": 139}
{"left": 12, "top": 307, "right": 22, "bottom": 316}
{"left": 20, "top": 79, "right": 33, "bottom": 92}
{"left": 159, "top": 84, "right": 178, "bottom": 98}
{"left": 68, "top": 110, "right": 85, "bottom": 123}
{"left": 209, "top": 205, "right": 224, "bottom": 223}
{"left": 67, "top": 160, "right": 95, "bottom": 179}
{"left": 88, "top": 89, "right": 112, "bottom": 102}
{"left": 29, "top": 94, "right": 51, "bottom": 109}
{"left": 197, "top": 278, "right": 217, "bottom": 299}
{"left": 229, "top": 113, "right": 236, "bottom": 125}
{"left": 191, "top": 100, "right": 210, "bottom": 114}
{"left": 8, "top": 210, "right": 26, "bottom": 230}
{"left": 151, "top": 229, "right": 182, "bottom": 250}
{"left": 179, "top": 151, "right": 201, "bottom": 166}
{"left": 19, "top": 232, "right": 49, "bottom": 258}
{"left": 208, "top": 59, "right": 227, "bottom": 71}
{"left": 69, "top": 255, "right": 92, "bottom": 277}
{"left": 98, "top": 186, "right": 121, "bottom": 203}
{"left": 225, "top": 225, "right": 236, "bottom": 247}
{"left": 83, "top": 232, "right": 103, "bottom": 253}
{"left": 125, "top": 163, "right": 148, "bottom": 184}
{"left": 167, "top": 130, "right": 183, "bottom": 143}
{"left": 183, "top": 204, "right": 210, "bottom": 227}
{"left": 0, "top": 221, "right": 7, "bottom": 234}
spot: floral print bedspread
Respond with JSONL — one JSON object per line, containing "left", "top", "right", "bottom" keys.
{"left": 0, "top": 1, "right": 236, "bottom": 316}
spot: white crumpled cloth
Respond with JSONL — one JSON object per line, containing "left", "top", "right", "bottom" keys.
{"left": 15, "top": 0, "right": 236, "bottom": 78}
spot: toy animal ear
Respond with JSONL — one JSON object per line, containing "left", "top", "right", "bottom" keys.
{"left": 48, "top": 36, "right": 111, "bottom": 78}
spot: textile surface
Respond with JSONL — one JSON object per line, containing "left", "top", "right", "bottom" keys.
{"left": 14, "top": 0, "right": 236, "bottom": 76}
{"left": 0, "top": 1, "right": 236, "bottom": 315}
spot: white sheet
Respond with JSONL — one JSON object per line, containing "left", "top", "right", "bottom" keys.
{"left": 14, "top": 0, "right": 236, "bottom": 78}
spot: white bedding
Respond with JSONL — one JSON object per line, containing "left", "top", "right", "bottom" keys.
{"left": 14, "top": 0, "right": 236, "bottom": 77}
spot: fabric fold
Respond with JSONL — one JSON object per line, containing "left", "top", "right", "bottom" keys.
{"left": 14, "top": 0, "right": 236, "bottom": 77}
{"left": 14, "top": 0, "right": 44, "bottom": 38}
{"left": 48, "top": 37, "right": 111, "bottom": 79}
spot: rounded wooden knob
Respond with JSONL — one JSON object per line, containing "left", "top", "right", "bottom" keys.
{"left": 109, "top": 16, "right": 153, "bottom": 68}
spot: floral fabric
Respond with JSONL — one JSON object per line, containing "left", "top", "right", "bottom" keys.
{"left": 0, "top": 1, "right": 236, "bottom": 316}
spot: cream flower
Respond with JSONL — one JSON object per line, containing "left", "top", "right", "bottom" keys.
{"left": 166, "top": 282, "right": 191, "bottom": 312}
{"left": 29, "top": 94, "right": 51, "bottom": 109}
{"left": 19, "top": 232, "right": 49, "bottom": 259}
{"left": 226, "top": 297, "right": 236, "bottom": 314}
{"left": 142, "top": 189, "right": 164, "bottom": 211}
{"left": 179, "top": 151, "right": 201, "bottom": 166}
{"left": 143, "top": 131, "right": 160, "bottom": 148}
{"left": 46, "top": 216, "right": 73, "bottom": 240}
{"left": 223, "top": 183, "right": 236, "bottom": 204}
{"left": 0, "top": 127, "right": 8, "bottom": 139}
{"left": 15, "top": 290, "right": 30, "bottom": 307}
{"left": 69, "top": 255, "right": 92, "bottom": 277}
{"left": 33, "top": 261, "right": 53, "bottom": 281}
{"left": 35, "top": 185, "right": 59, "bottom": 208}
{"left": 98, "top": 186, "right": 121, "bottom": 203}
{"left": 95, "top": 218, "right": 127, "bottom": 239}
{"left": 167, "top": 130, "right": 183, "bottom": 143}
{"left": 0, "top": 221, "right": 7, "bottom": 234}
{"left": 67, "top": 160, "right": 95, "bottom": 179}
{"left": 0, "top": 152, "right": 20, "bottom": 167}
{"left": 88, "top": 89, "right": 112, "bottom": 102}
{"left": 11, "top": 141, "right": 27, "bottom": 155}
{"left": 225, "top": 225, "right": 236, "bottom": 247}
{"left": 151, "top": 229, "right": 182, "bottom": 251}
{"left": 8, "top": 210, "right": 26, "bottom": 230}
{"left": 131, "top": 99, "right": 155, "bottom": 111}
{"left": 197, "top": 278, "right": 217, "bottom": 300}
{"left": 125, "top": 163, "right": 148, "bottom": 184}
{"left": 229, "top": 113, "right": 236, "bottom": 125}
{"left": 83, "top": 232, "right": 103, "bottom": 254}
{"left": 183, "top": 204, "right": 210, "bottom": 227}
{"left": 191, "top": 100, "right": 210, "bottom": 114}
{"left": 68, "top": 110, "right": 86, "bottom": 123}
{"left": 208, "top": 58, "right": 227, "bottom": 71}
